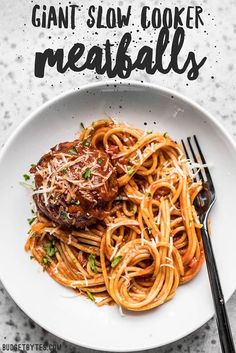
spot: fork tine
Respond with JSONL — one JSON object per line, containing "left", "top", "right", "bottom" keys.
{"left": 181, "top": 139, "right": 190, "bottom": 159}
{"left": 187, "top": 137, "right": 205, "bottom": 182}
{"left": 193, "top": 135, "right": 213, "bottom": 186}
{"left": 181, "top": 139, "right": 197, "bottom": 182}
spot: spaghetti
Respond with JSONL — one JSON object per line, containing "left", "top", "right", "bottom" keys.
{"left": 25, "top": 118, "right": 204, "bottom": 311}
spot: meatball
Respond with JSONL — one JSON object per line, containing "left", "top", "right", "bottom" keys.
{"left": 31, "top": 139, "right": 118, "bottom": 228}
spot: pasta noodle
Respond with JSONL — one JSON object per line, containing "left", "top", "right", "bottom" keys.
{"left": 25, "top": 118, "right": 204, "bottom": 311}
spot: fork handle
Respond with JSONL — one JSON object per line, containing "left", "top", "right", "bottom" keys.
{"left": 202, "top": 219, "right": 235, "bottom": 353}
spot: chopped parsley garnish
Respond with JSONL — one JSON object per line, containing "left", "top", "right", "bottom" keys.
{"left": 19, "top": 181, "right": 34, "bottom": 189}
{"left": 69, "top": 146, "right": 78, "bottom": 155}
{"left": 115, "top": 195, "right": 124, "bottom": 201}
{"left": 130, "top": 156, "right": 138, "bottom": 163}
{"left": 30, "top": 255, "right": 34, "bottom": 260}
{"left": 62, "top": 168, "right": 68, "bottom": 174}
{"left": 189, "top": 219, "right": 193, "bottom": 226}
{"left": 82, "top": 139, "right": 90, "bottom": 147}
{"left": 23, "top": 174, "right": 30, "bottom": 181}
{"left": 87, "top": 290, "right": 96, "bottom": 302}
{"left": 163, "top": 132, "right": 168, "bottom": 138}
{"left": 70, "top": 199, "right": 80, "bottom": 205}
{"left": 60, "top": 211, "right": 68, "bottom": 221}
{"left": 146, "top": 130, "right": 153, "bottom": 134}
{"left": 145, "top": 192, "right": 151, "bottom": 197}
{"left": 44, "top": 241, "right": 57, "bottom": 257}
{"left": 27, "top": 217, "right": 36, "bottom": 225}
{"left": 80, "top": 122, "right": 85, "bottom": 129}
{"left": 30, "top": 163, "right": 36, "bottom": 168}
{"left": 41, "top": 256, "right": 51, "bottom": 267}
{"left": 111, "top": 256, "right": 122, "bottom": 268}
{"left": 97, "top": 158, "right": 103, "bottom": 164}
{"left": 148, "top": 227, "right": 152, "bottom": 234}
{"left": 82, "top": 167, "right": 92, "bottom": 179}
{"left": 127, "top": 166, "right": 133, "bottom": 176}
{"left": 88, "top": 254, "right": 98, "bottom": 273}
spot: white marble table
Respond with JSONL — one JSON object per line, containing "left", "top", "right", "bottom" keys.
{"left": 0, "top": 0, "right": 236, "bottom": 352}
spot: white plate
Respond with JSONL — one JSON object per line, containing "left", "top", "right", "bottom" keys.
{"left": 0, "top": 81, "right": 236, "bottom": 352}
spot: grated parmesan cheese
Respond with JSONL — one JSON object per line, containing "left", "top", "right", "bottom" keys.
{"left": 160, "top": 263, "right": 175, "bottom": 269}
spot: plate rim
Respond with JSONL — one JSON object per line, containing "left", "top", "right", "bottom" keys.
{"left": 0, "top": 79, "right": 236, "bottom": 352}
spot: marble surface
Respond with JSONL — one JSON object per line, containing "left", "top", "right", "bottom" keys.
{"left": 0, "top": 0, "right": 236, "bottom": 352}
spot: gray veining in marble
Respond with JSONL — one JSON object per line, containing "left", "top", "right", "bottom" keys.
{"left": 0, "top": 0, "right": 236, "bottom": 352}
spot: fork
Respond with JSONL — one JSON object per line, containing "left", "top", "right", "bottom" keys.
{"left": 181, "top": 135, "right": 235, "bottom": 353}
